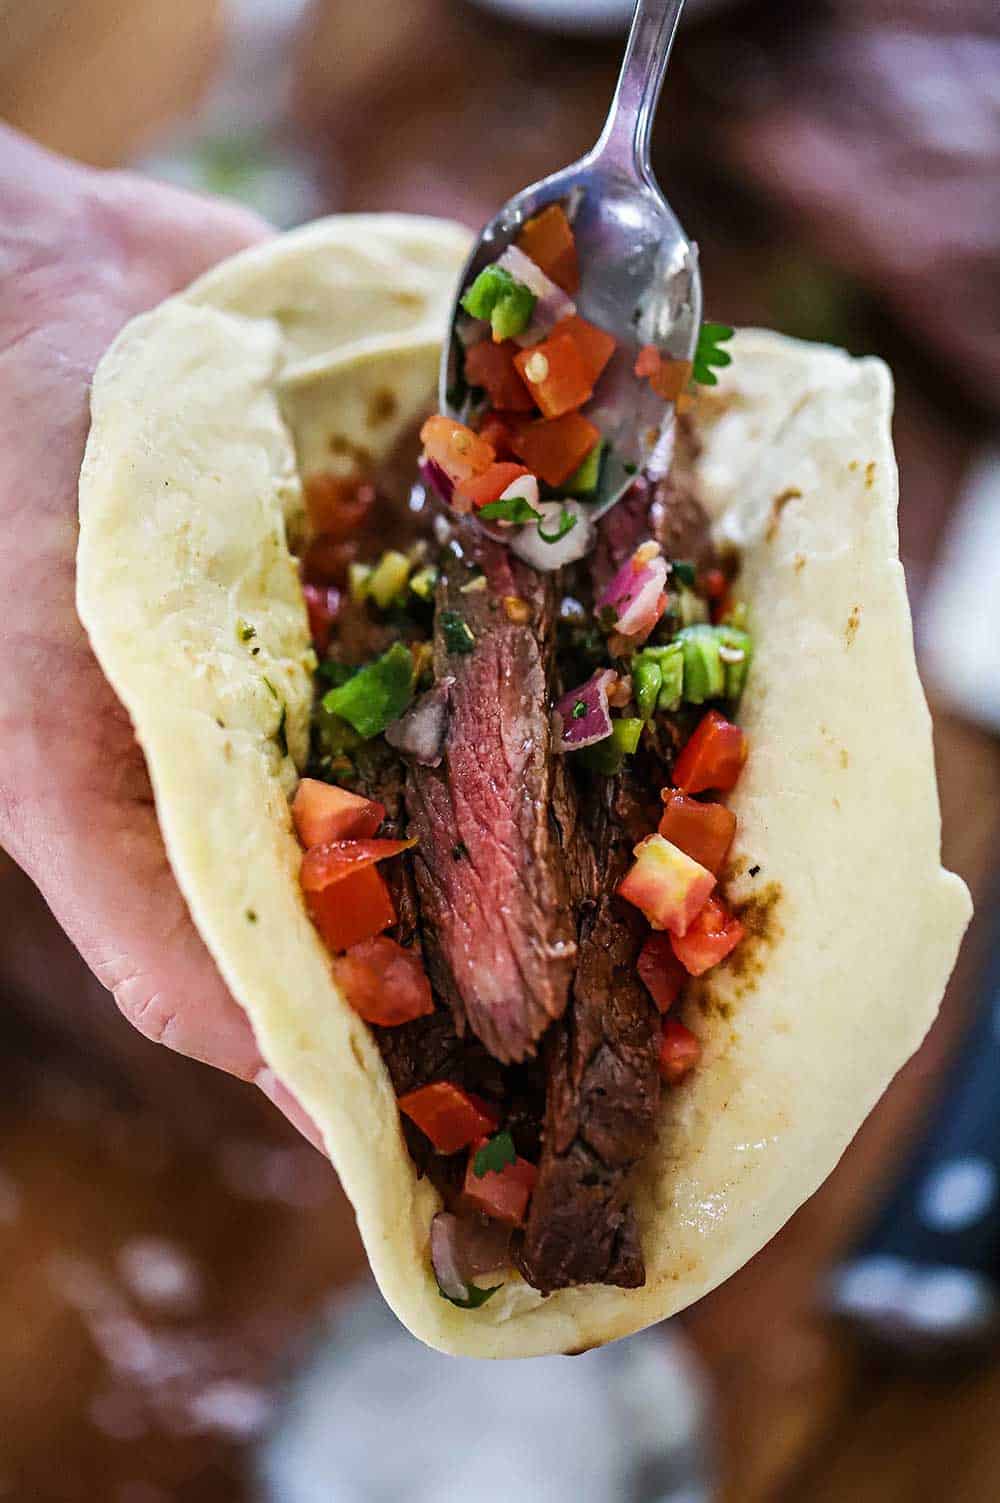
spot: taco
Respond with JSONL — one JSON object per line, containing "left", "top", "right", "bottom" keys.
{"left": 77, "top": 212, "right": 970, "bottom": 1358}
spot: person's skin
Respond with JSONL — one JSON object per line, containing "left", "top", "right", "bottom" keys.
{"left": 0, "top": 125, "right": 321, "bottom": 1148}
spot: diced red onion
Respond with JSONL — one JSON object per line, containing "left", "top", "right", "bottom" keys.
{"left": 430, "top": 1212, "right": 511, "bottom": 1301}
{"left": 385, "top": 681, "right": 452, "bottom": 767}
{"left": 595, "top": 543, "right": 668, "bottom": 638}
{"left": 553, "top": 668, "right": 617, "bottom": 751}
{"left": 496, "top": 245, "right": 576, "bottom": 347}
{"left": 430, "top": 1213, "right": 470, "bottom": 1302}
{"left": 419, "top": 456, "right": 454, "bottom": 506}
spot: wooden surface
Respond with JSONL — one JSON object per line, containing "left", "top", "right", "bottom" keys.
{"left": 1, "top": 1, "right": 998, "bottom": 1498}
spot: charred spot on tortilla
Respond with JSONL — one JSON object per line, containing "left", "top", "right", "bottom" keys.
{"left": 367, "top": 387, "right": 399, "bottom": 428}
{"left": 328, "top": 433, "right": 374, "bottom": 468}
{"left": 845, "top": 605, "right": 861, "bottom": 645}
{"left": 865, "top": 460, "right": 876, "bottom": 489}
{"left": 765, "top": 486, "right": 803, "bottom": 543}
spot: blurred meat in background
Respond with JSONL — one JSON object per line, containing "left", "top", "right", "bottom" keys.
{"left": 1, "top": 0, "right": 998, "bottom": 1498}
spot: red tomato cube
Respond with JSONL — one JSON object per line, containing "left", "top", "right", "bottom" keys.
{"left": 672, "top": 711, "right": 748, "bottom": 795}
{"left": 333, "top": 936, "right": 434, "bottom": 1026}
{"left": 398, "top": 1084, "right": 500, "bottom": 1155}
{"left": 464, "top": 340, "right": 535, "bottom": 412}
{"left": 306, "top": 864, "right": 396, "bottom": 953}
{"left": 658, "top": 1020, "right": 702, "bottom": 1084}
{"left": 637, "top": 932, "right": 687, "bottom": 1013}
{"left": 292, "top": 779, "right": 385, "bottom": 848}
{"left": 514, "top": 330, "right": 593, "bottom": 419}
{"left": 658, "top": 791, "right": 737, "bottom": 875}
{"left": 670, "top": 896, "right": 745, "bottom": 977}
{"left": 617, "top": 833, "right": 716, "bottom": 936}
{"left": 420, "top": 416, "right": 495, "bottom": 484}
{"left": 462, "top": 1147, "right": 538, "bottom": 1226}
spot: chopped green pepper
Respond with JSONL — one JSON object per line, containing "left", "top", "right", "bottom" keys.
{"left": 636, "top": 642, "right": 684, "bottom": 712}
{"left": 579, "top": 717, "right": 643, "bottom": 775}
{"left": 563, "top": 441, "right": 606, "bottom": 497}
{"left": 368, "top": 550, "right": 412, "bottom": 609}
{"left": 321, "top": 642, "right": 414, "bottom": 739}
{"left": 676, "top": 625, "right": 726, "bottom": 704}
{"left": 460, "top": 264, "right": 536, "bottom": 341}
{"left": 715, "top": 624, "right": 753, "bottom": 699}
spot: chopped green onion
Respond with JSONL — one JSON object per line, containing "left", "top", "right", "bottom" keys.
{"left": 368, "top": 550, "right": 412, "bottom": 609}
{"left": 633, "top": 655, "right": 663, "bottom": 721}
{"left": 321, "top": 642, "right": 414, "bottom": 739}
{"left": 440, "top": 611, "right": 476, "bottom": 656}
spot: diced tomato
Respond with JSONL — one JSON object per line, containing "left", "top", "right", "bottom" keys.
{"left": 509, "top": 411, "right": 601, "bottom": 488}
{"left": 307, "top": 863, "right": 396, "bottom": 953}
{"left": 617, "top": 833, "right": 716, "bottom": 936}
{"left": 672, "top": 710, "right": 748, "bottom": 795}
{"left": 634, "top": 344, "right": 660, "bottom": 379}
{"left": 700, "top": 568, "right": 728, "bottom": 601}
{"left": 332, "top": 935, "right": 434, "bottom": 1026}
{"left": 633, "top": 347, "right": 692, "bottom": 403}
{"left": 514, "top": 331, "right": 593, "bottom": 419}
{"left": 515, "top": 203, "right": 579, "bottom": 293}
{"left": 300, "top": 837, "right": 416, "bottom": 894}
{"left": 670, "top": 897, "right": 745, "bottom": 977}
{"left": 637, "top": 932, "right": 687, "bottom": 1013}
{"left": 454, "top": 461, "right": 532, "bottom": 513}
{"left": 292, "top": 779, "right": 385, "bottom": 848}
{"left": 658, "top": 791, "right": 736, "bottom": 876}
{"left": 398, "top": 1083, "right": 500, "bottom": 1155}
{"left": 420, "top": 415, "right": 495, "bottom": 484}
{"left": 464, "top": 340, "right": 535, "bottom": 412}
{"left": 658, "top": 1020, "right": 702, "bottom": 1084}
{"left": 302, "top": 582, "right": 340, "bottom": 654}
{"left": 555, "top": 314, "right": 616, "bottom": 385}
{"left": 478, "top": 411, "right": 516, "bottom": 458}
{"left": 462, "top": 1147, "right": 538, "bottom": 1226}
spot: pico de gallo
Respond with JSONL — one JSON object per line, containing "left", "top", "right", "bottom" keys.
{"left": 288, "top": 199, "right": 749, "bottom": 1306}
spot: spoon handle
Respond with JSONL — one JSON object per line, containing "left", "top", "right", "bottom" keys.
{"left": 592, "top": 0, "right": 686, "bottom": 179}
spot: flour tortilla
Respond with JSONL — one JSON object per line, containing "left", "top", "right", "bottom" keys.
{"left": 78, "top": 214, "right": 970, "bottom": 1358}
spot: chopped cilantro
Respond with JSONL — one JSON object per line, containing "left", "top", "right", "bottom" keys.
{"left": 473, "top": 1130, "right": 516, "bottom": 1178}
{"left": 671, "top": 560, "right": 696, "bottom": 588}
{"left": 321, "top": 642, "right": 414, "bottom": 739}
{"left": 440, "top": 611, "right": 476, "bottom": 655}
{"left": 438, "top": 1281, "right": 503, "bottom": 1310}
{"left": 572, "top": 700, "right": 587, "bottom": 719}
{"left": 623, "top": 461, "right": 638, "bottom": 476}
{"left": 692, "top": 322, "right": 734, "bottom": 387}
{"left": 237, "top": 618, "right": 256, "bottom": 642}
{"left": 537, "top": 507, "right": 577, "bottom": 545}
{"left": 479, "top": 494, "right": 541, "bottom": 526}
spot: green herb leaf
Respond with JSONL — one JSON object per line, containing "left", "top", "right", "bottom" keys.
{"left": 671, "top": 560, "right": 696, "bottom": 588}
{"left": 537, "top": 508, "right": 578, "bottom": 545}
{"left": 440, "top": 610, "right": 476, "bottom": 655}
{"left": 473, "top": 1130, "right": 517, "bottom": 1179}
{"left": 321, "top": 642, "right": 414, "bottom": 739}
{"left": 692, "top": 322, "right": 734, "bottom": 387}
{"left": 439, "top": 1281, "right": 503, "bottom": 1310}
{"left": 478, "top": 494, "right": 542, "bottom": 526}
{"left": 572, "top": 700, "right": 588, "bottom": 720}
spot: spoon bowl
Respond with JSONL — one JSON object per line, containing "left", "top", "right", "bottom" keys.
{"left": 441, "top": 0, "right": 700, "bottom": 523}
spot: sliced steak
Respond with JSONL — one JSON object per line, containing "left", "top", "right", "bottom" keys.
{"left": 406, "top": 531, "right": 578, "bottom": 1063}
{"left": 519, "top": 772, "right": 661, "bottom": 1294}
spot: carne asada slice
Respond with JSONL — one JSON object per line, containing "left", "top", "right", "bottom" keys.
{"left": 519, "top": 771, "right": 661, "bottom": 1293}
{"left": 406, "top": 530, "right": 578, "bottom": 1064}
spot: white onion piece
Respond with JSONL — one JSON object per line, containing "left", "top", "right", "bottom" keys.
{"left": 385, "top": 680, "right": 452, "bottom": 767}
{"left": 510, "top": 500, "right": 593, "bottom": 571}
{"left": 495, "top": 245, "right": 576, "bottom": 346}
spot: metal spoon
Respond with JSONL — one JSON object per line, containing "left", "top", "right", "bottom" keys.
{"left": 440, "top": 0, "right": 699, "bottom": 526}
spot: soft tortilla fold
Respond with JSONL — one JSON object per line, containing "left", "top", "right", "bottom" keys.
{"left": 77, "top": 214, "right": 971, "bottom": 1358}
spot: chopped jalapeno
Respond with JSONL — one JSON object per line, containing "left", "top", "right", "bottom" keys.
{"left": 440, "top": 611, "right": 476, "bottom": 655}
{"left": 321, "top": 642, "right": 414, "bottom": 739}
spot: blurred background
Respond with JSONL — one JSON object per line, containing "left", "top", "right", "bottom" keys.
{"left": 1, "top": 0, "right": 998, "bottom": 1498}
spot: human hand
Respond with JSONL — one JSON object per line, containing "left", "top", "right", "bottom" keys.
{"left": 0, "top": 126, "right": 321, "bottom": 1147}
